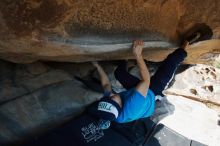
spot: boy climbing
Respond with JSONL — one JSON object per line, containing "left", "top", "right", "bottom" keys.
{"left": 90, "top": 40, "right": 188, "bottom": 124}
{"left": 113, "top": 40, "right": 188, "bottom": 123}
{"left": 90, "top": 24, "right": 213, "bottom": 124}
{"left": 24, "top": 24, "right": 213, "bottom": 146}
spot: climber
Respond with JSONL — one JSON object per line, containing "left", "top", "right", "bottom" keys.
{"left": 23, "top": 25, "right": 213, "bottom": 146}
{"left": 90, "top": 40, "right": 188, "bottom": 124}
{"left": 89, "top": 24, "right": 213, "bottom": 124}
{"left": 113, "top": 40, "right": 188, "bottom": 123}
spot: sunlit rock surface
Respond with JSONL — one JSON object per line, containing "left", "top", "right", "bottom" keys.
{"left": 0, "top": 0, "right": 220, "bottom": 63}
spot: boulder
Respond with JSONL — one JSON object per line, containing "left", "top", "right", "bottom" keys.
{"left": 0, "top": 0, "right": 220, "bottom": 63}
{"left": 0, "top": 60, "right": 101, "bottom": 145}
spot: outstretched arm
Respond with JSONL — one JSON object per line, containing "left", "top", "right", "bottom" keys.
{"left": 133, "top": 40, "right": 150, "bottom": 97}
{"left": 92, "top": 62, "right": 112, "bottom": 93}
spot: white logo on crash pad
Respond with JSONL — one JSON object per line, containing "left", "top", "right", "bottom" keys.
{"left": 81, "top": 122, "right": 104, "bottom": 143}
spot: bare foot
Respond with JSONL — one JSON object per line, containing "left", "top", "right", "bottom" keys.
{"left": 133, "top": 40, "right": 144, "bottom": 58}
{"left": 181, "top": 41, "right": 189, "bottom": 50}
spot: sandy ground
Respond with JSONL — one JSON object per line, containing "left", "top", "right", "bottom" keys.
{"left": 166, "top": 64, "right": 220, "bottom": 106}
{"left": 161, "top": 64, "right": 220, "bottom": 146}
{"left": 160, "top": 95, "right": 220, "bottom": 146}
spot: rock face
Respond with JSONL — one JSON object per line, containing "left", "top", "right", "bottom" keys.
{"left": 0, "top": 60, "right": 102, "bottom": 145}
{"left": 0, "top": 0, "right": 220, "bottom": 63}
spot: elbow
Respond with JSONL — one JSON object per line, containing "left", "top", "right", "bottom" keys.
{"left": 103, "top": 84, "right": 112, "bottom": 92}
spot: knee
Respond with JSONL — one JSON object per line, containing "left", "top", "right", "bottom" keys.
{"left": 114, "top": 66, "right": 124, "bottom": 80}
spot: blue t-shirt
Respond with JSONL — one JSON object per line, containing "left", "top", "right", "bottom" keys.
{"left": 115, "top": 88, "right": 155, "bottom": 123}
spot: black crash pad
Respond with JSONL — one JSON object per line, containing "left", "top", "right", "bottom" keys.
{"left": 24, "top": 114, "right": 133, "bottom": 146}
{"left": 144, "top": 124, "right": 207, "bottom": 146}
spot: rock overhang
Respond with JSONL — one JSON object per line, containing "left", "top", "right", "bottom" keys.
{"left": 0, "top": 0, "right": 220, "bottom": 64}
